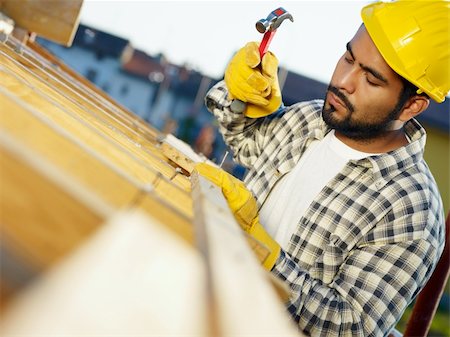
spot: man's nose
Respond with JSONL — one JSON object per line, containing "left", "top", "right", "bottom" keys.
{"left": 336, "top": 67, "right": 357, "bottom": 94}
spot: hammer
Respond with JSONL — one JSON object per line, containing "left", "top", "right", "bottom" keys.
{"left": 229, "top": 7, "right": 294, "bottom": 114}
{"left": 256, "top": 7, "right": 294, "bottom": 59}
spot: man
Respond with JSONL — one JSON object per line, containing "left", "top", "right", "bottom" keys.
{"left": 195, "top": 1, "right": 449, "bottom": 336}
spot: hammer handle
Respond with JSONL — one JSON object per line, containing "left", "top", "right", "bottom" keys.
{"left": 259, "top": 30, "right": 276, "bottom": 59}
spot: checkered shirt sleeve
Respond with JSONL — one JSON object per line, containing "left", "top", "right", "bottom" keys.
{"left": 204, "top": 81, "right": 324, "bottom": 169}
{"left": 205, "top": 81, "right": 445, "bottom": 337}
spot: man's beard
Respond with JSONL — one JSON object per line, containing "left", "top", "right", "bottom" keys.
{"left": 322, "top": 85, "right": 404, "bottom": 141}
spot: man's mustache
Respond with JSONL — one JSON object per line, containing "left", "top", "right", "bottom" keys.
{"left": 327, "top": 86, "right": 355, "bottom": 113}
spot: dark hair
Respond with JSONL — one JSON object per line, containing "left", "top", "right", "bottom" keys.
{"left": 396, "top": 77, "right": 429, "bottom": 110}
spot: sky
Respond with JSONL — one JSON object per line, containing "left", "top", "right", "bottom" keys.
{"left": 79, "top": 1, "right": 371, "bottom": 84}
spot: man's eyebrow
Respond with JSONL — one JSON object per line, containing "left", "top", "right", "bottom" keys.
{"left": 346, "top": 42, "right": 355, "bottom": 60}
{"left": 346, "top": 42, "right": 389, "bottom": 84}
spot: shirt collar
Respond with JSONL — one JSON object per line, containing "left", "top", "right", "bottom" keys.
{"left": 353, "top": 118, "right": 426, "bottom": 189}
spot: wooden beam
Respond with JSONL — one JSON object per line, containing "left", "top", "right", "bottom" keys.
{"left": 25, "top": 39, "right": 162, "bottom": 145}
{"left": 0, "top": 131, "right": 107, "bottom": 310}
{"left": 0, "top": 124, "right": 195, "bottom": 310}
{"left": 191, "top": 172, "right": 299, "bottom": 336}
{"left": 0, "top": 87, "right": 194, "bottom": 226}
{"left": 0, "top": 60, "right": 193, "bottom": 216}
{"left": 1, "top": 0, "right": 83, "bottom": 46}
{"left": 0, "top": 211, "right": 207, "bottom": 336}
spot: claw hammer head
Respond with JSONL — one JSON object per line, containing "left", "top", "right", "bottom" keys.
{"left": 255, "top": 7, "right": 293, "bottom": 58}
{"left": 256, "top": 7, "right": 294, "bottom": 34}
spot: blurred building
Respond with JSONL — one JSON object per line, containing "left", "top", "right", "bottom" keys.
{"left": 37, "top": 24, "right": 224, "bottom": 162}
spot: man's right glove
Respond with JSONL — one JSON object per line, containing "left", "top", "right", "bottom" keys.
{"left": 224, "top": 42, "right": 282, "bottom": 118}
{"left": 194, "top": 163, "right": 281, "bottom": 270}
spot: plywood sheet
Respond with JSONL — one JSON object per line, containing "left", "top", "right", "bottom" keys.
{"left": 1, "top": 0, "right": 83, "bottom": 46}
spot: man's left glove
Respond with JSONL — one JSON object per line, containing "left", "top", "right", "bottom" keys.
{"left": 194, "top": 162, "right": 280, "bottom": 270}
{"left": 224, "top": 42, "right": 282, "bottom": 118}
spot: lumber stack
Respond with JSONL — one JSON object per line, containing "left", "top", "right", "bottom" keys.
{"left": 0, "top": 3, "right": 302, "bottom": 336}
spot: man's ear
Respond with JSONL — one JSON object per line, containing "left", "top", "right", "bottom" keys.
{"left": 398, "top": 95, "right": 430, "bottom": 122}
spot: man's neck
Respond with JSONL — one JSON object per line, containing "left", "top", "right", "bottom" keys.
{"left": 334, "top": 129, "right": 409, "bottom": 154}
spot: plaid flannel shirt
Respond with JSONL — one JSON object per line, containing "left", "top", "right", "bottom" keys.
{"left": 205, "top": 81, "right": 445, "bottom": 337}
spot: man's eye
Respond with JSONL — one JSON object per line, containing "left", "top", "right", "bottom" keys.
{"left": 366, "top": 78, "right": 380, "bottom": 86}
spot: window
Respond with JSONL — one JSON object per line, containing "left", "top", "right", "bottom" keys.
{"left": 85, "top": 68, "right": 97, "bottom": 83}
{"left": 120, "top": 84, "right": 129, "bottom": 96}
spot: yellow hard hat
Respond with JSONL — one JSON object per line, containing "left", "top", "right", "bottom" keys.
{"left": 361, "top": 0, "right": 450, "bottom": 103}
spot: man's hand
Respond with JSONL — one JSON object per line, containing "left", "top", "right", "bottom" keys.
{"left": 224, "top": 42, "right": 282, "bottom": 118}
{"left": 194, "top": 163, "right": 280, "bottom": 270}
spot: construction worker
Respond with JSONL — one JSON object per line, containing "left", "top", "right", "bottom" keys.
{"left": 195, "top": 1, "right": 449, "bottom": 336}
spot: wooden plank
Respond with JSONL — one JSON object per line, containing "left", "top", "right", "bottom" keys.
{"left": 0, "top": 73, "right": 193, "bottom": 216}
{"left": 26, "top": 38, "right": 153, "bottom": 131}
{"left": 191, "top": 172, "right": 300, "bottom": 336}
{"left": 159, "top": 134, "right": 220, "bottom": 174}
{"left": 0, "top": 92, "right": 140, "bottom": 207}
{"left": 0, "top": 88, "right": 194, "bottom": 219}
{"left": 16, "top": 38, "right": 162, "bottom": 143}
{"left": 160, "top": 141, "right": 197, "bottom": 173}
{"left": 0, "top": 211, "right": 207, "bottom": 336}
{"left": 0, "top": 134, "right": 109, "bottom": 267}
{"left": 26, "top": 39, "right": 161, "bottom": 141}
{"left": 0, "top": 126, "right": 194, "bottom": 309}
{"left": 0, "top": 44, "right": 179, "bottom": 178}
{"left": 0, "top": 42, "right": 191, "bottom": 192}
{"left": 1, "top": 0, "right": 83, "bottom": 46}
{"left": 0, "top": 132, "right": 107, "bottom": 310}
{"left": 4, "top": 38, "right": 199, "bottom": 191}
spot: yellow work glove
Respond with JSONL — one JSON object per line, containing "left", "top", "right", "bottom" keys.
{"left": 224, "top": 42, "right": 282, "bottom": 118}
{"left": 194, "top": 162, "right": 280, "bottom": 270}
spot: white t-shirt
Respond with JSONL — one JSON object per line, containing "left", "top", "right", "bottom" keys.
{"left": 259, "top": 130, "right": 374, "bottom": 249}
